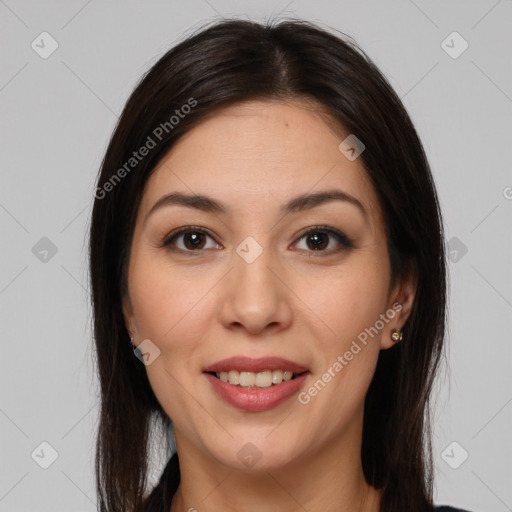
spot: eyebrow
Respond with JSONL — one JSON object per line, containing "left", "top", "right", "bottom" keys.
{"left": 144, "top": 189, "right": 368, "bottom": 225}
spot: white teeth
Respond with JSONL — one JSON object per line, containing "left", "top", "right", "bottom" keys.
{"left": 227, "top": 370, "right": 239, "bottom": 385}
{"left": 272, "top": 369, "right": 283, "bottom": 384}
{"left": 215, "top": 369, "right": 301, "bottom": 387}
{"left": 283, "top": 370, "right": 293, "bottom": 381}
{"left": 255, "top": 370, "right": 272, "bottom": 388}
{"left": 239, "top": 371, "right": 256, "bottom": 387}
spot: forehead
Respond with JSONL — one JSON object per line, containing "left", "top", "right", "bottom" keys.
{"left": 139, "top": 99, "right": 382, "bottom": 227}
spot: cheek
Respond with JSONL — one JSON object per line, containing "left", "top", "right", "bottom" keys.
{"left": 128, "top": 250, "right": 211, "bottom": 343}
{"left": 297, "top": 256, "right": 390, "bottom": 343}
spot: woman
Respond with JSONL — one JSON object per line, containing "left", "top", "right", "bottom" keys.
{"left": 89, "top": 18, "right": 471, "bottom": 512}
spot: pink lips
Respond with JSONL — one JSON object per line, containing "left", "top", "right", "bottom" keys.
{"left": 203, "top": 356, "right": 309, "bottom": 412}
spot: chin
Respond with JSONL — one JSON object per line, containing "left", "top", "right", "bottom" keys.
{"left": 204, "top": 434, "right": 303, "bottom": 472}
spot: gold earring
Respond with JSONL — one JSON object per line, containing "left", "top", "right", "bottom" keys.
{"left": 391, "top": 328, "right": 403, "bottom": 343}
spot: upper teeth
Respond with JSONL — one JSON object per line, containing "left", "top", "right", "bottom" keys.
{"left": 215, "top": 369, "right": 296, "bottom": 388}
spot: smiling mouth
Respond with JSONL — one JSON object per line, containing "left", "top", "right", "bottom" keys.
{"left": 206, "top": 369, "right": 308, "bottom": 388}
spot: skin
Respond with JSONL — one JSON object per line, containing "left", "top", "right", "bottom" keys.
{"left": 122, "top": 99, "right": 416, "bottom": 512}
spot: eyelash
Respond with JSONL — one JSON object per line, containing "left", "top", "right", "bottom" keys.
{"left": 161, "top": 225, "right": 354, "bottom": 255}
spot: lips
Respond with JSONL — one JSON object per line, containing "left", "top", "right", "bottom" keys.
{"left": 203, "top": 356, "right": 308, "bottom": 374}
{"left": 203, "top": 356, "right": 310, "bottom": 411}
{"left": 204, "top": 372, "right": 309, "bottom": 411}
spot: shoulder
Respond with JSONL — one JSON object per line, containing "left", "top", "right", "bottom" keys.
{"left": 435, "top": 506, "right": 473, "bottom": 512}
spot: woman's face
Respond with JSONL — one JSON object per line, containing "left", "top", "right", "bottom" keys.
{"left": 123, "top": 99, "right": 415, "bottom": 471}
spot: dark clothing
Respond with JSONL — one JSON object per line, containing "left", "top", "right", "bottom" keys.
{"left": 143, "top": 452, "right": 472, "bottom": 512}
{"left": 436, "top": 508, "right": 471, "bottom": 512}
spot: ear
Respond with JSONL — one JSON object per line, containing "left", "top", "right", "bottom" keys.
{"left": 122, "top": 293, "right": 138, "bottom": 341}
{"left": 380, "top": 267, "right": 417, "bottom": 350}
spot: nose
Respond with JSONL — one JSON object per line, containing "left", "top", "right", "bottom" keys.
{"left": 217, "top": 242, "right": 293, "bottom": 336}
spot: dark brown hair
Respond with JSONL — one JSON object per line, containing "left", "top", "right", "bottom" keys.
{"left": 89, "top": 17, "right": 446, "bottom": 512}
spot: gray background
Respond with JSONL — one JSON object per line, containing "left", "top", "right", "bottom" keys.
{"left": 1, "top": 0, "right": 511, "bottom": 511}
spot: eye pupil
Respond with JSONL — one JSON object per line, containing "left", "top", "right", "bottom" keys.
{"left": 307, "top": 232, "right": 328, "bottom": 250}
{"left": 184, "top": 232, "right": 205, "bottom": 250}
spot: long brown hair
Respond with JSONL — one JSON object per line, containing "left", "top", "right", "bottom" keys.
{"left": 89, "top": 17, "right": 447, "bottom": 512}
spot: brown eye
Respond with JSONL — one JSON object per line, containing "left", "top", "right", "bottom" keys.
{"left": 163, "top": 227, "right": 221, "bottom": 252}
{"left": 305, "top": 232, "right": 329, "bottom": 250}
{"left": 181, "top": 232, "right": 206, "bottom": 250}
{"left": 294, "top": 226, "right": 354, "bottom": 253}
